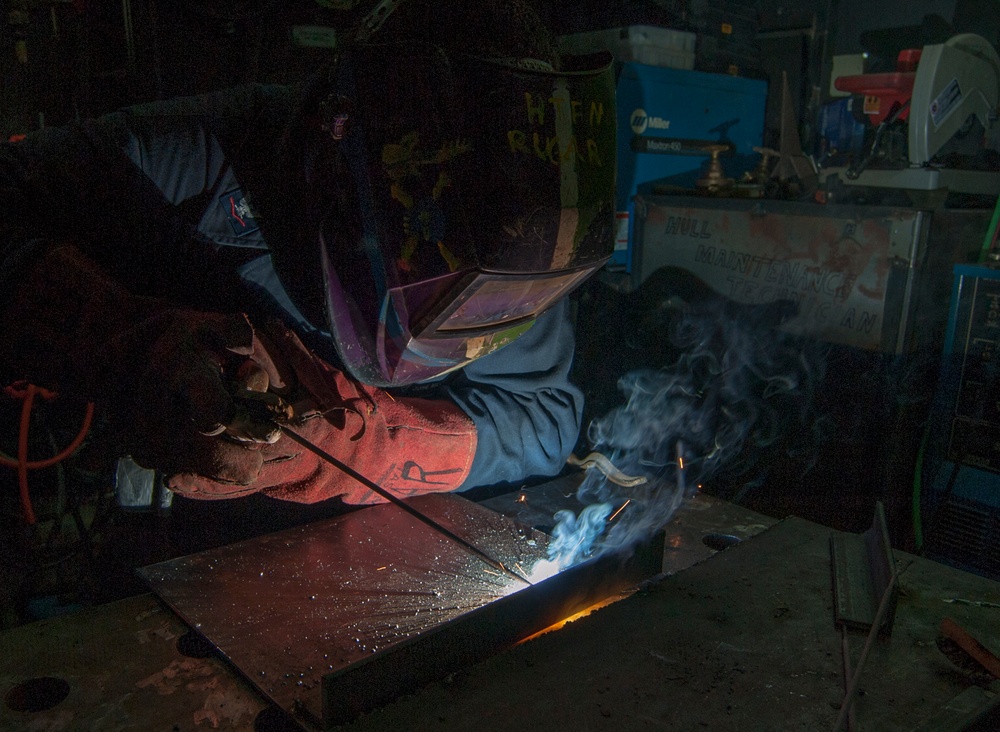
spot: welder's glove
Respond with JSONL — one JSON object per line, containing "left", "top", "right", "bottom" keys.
{"left": 0, "top": 243, "right": 293, "bottom": 478}
{"left": 166, "top": 323, "right": 479, "bottom": 504}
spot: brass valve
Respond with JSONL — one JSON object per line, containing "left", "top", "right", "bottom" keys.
{"left": 695, "top": 144, "right": 734, "bottom": 190}
{"left": 752, "top": 146, "right": 779, "bottom": 180}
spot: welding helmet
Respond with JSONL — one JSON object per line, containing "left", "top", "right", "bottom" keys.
{"left": 304, "top": 42, "right": 616, "bottom": 387}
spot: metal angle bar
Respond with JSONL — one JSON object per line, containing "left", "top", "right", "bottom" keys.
{"left": 139, "top": 492, "right": 665, "bottom": 730}
{"left": 830, "top": 502, "right": 898, "bottom": 634}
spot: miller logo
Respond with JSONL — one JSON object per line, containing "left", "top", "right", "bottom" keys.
{"left": 630, "top": 108, "right": 671, "bottom": 135}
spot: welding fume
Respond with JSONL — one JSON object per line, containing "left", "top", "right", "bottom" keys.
{"left": 565, "top": 279, "right": 831, "bottom": 564}
{"left": 0, "top": 1, "right": 621, "bottom": 564}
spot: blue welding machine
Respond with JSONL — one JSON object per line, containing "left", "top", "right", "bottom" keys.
{"left": 612, "top": 62, "right": 767, "bottom": 270}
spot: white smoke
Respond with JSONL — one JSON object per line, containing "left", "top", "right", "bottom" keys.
{"left": 541, "top": 296, "right": 828, "bottom": 571}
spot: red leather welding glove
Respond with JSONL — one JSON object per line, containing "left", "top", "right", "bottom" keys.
{"left": 0, "top": 243, "right": 292, "bottom": 478}
{"left": 166, "top": 323, "right": 479, "bottom": 504}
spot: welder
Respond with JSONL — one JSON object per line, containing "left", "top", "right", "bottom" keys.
{"left": 0, "top": 1, "right": 616, "bottom": 511}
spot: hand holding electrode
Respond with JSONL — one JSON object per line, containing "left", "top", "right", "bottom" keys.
{"left": 204, "top": 328, "right": 297, "bottom": 445}
{"left": 166, "top": 321, "right": 478, "bottom": 504}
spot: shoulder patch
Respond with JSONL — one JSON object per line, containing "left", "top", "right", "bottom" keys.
{"left": 219, "top": 188, "right": 260, "bottom": 236}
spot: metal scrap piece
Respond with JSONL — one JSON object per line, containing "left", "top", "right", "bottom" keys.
{"left": 567, "top": 452, "right": 648, "bottom": 487}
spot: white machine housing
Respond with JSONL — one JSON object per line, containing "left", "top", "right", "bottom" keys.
{"left": 825, "top": 33, "right": 1000, "bottom": 195}
{"left": 909, "top": 33, "right": 1000, "bottom": 165}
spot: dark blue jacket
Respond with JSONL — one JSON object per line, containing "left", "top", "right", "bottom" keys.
{"left": 0, "top": 84, "right": 583, "bottom": 490}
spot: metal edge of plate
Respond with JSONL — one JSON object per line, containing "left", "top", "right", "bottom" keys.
{"left": 318, "top": 530, "right": 666, "bottom": 728}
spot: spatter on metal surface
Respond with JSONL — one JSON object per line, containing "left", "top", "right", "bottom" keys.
{"left": 139, "top": 494, "right": 551, "bottom": 726}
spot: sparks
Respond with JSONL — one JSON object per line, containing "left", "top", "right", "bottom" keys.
{"left": 608, "top": 499, "right": 631, "bottom": 522}
{"left": 676, "top": 440, "right": 687, "bottom": 495}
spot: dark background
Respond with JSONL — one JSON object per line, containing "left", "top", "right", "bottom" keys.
{"left": 4, "top": 0, "right": 998, "bottom": 153}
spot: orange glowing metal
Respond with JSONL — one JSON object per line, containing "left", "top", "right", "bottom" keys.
{"left": 517, "top": 596, "right": 625, "bottom": 644}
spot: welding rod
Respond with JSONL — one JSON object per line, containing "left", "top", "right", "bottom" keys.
{"left": 840, "top": 626, "right": 857, "bottom": 732}
{"left": 277, "top": 424, "right": 532, "bottom": 586}
{"left": 832, "top": 570, "right": 898, "bottom": 731}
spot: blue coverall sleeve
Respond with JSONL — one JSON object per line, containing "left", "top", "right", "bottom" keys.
{"left": 0, "top": 84, "right": 297, "bottom": 310}
{"left": 444, "top": 297, "right": 584, "bottom": 490}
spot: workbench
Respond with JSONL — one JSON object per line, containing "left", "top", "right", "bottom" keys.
{"left": 1, "top": 491, "right": 998, "bottom": 731}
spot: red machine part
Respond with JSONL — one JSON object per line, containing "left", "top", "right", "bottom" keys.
{"left": 834, "top": 48, "right": 923, "bottom": 124}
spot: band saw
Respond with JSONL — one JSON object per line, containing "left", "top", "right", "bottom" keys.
{"left": 825, "top": 33, "right": 1000, "bottom": 196}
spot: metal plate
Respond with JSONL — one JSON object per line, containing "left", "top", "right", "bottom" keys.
{"left": 139, "top": 494, "right": 663, "bottom": 729}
